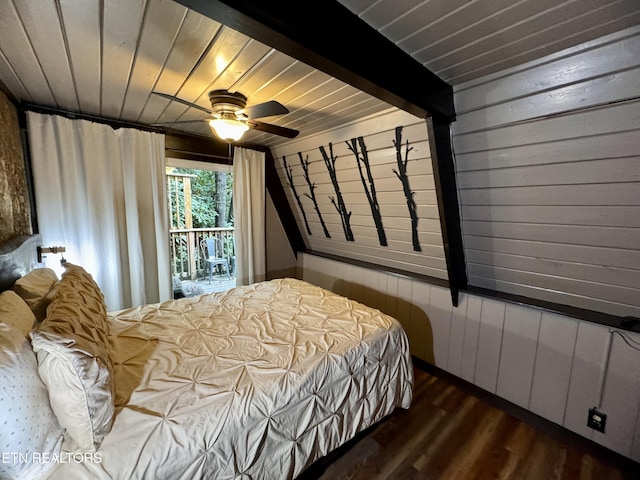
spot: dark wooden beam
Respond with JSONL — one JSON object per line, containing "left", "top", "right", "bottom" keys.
{"left": 174, "top": 0, "right": 455, "bottom": 122}
{"left": 165, "top": 132, "right": 231, "bottom": 163}
{"left": 427, "top": 117, "right": 467, "bottom": 307}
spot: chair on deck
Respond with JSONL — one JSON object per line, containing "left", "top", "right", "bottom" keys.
{"left": 200, "top": 237, "right": 230, "bottom": 283}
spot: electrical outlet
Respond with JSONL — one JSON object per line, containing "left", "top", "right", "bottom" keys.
{"left": 587, "top": 408, "right": 606, "bottom": 433}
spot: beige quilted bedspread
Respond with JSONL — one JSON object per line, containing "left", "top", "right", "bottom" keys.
{"left": 47, "top": 278, "right": 413, "bottom": 480}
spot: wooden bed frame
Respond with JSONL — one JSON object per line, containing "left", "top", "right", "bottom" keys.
{"left": 0, "top": 234, "right": 41, "bottom": 292}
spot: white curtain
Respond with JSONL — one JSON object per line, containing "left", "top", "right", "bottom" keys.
{"left": 232, "top": 147, "right": 265, "bottom": 286}
{"left": 27, "top": 112, "right": 171, "bottom": 310}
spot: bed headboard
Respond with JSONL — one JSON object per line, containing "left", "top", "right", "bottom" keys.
{"left": 0, "top": 234, "right": 42, "bottom": 292}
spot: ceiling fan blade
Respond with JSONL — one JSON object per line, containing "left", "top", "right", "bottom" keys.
{"left": 151, "top": 92, "right": 213, "bottom": 115}
{"left": 248, "top": 120, "right": 299, "bottom": 138}
{"left": 240, "top": 100, "right": 289, "bottom": 119}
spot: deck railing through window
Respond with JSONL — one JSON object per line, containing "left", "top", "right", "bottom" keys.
{"left": 170, "top": 227, "right": 235, "bottom": 280}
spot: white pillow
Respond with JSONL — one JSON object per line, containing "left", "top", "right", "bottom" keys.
{"left": 0, "top": 323, "right": 64, "bottom": 480}
{"left": 30, "top": 263, "right": 114, "bottom": 454}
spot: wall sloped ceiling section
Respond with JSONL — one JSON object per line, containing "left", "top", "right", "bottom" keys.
{"left": 452, "top": 26, "right": 640, "bottom": 319}
{"left": 272, "top": 108, "right": 448, "bottom": 282}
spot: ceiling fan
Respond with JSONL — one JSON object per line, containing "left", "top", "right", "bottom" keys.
{"left": 151, "top": 90, "right": 299, "bottom": 142}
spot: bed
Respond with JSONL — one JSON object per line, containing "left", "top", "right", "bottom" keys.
{"left": 0, "top": 235, "right": 413, "bottom": 480}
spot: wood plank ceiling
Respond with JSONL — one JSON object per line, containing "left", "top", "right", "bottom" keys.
{"left": 0, "top": 0, "right": 639, "bottom": 149}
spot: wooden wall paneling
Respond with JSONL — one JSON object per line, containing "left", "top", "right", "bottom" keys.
{"left": 383, "top": 273, "right": 399, "bottom": 322}
{"left": 529, "top": 313, "right": 579, "bottom": 425}
{"left": 272, "top": 108, "right": 449, "bottom": 282}
{"left": 300, "top": 252, "right": 319, "bottom": 287}
{"left": 57, "top": 0, "right": 103, "bottom": 114}
{"left": 12, "top": 0, "right": 78, "bottom": 111}
{"left": 496, "top": 304, "right": 541, "bottom": 409}
{"left": 0, "top": 2, "right": 54, "bottom": 106}
{"left": 138, "top": 11, "right": 225, "bottom": 124}
{"left": 461, "top": 182, "right": 640, "bottom": 207}
{"left": 592, "top": 332, "right": 640, "bottom": 458}
{"left": 468, "top": 271, "right": 637, "bottom": 319}
{"left": 633, "top": 390, "right": 640, "bottom": 462}
{"left": 473, "top": 298, "right": 506, "bottom": 393}
{"left": 119, "top": 0, "right": 187, "bottom": 120}
{"left": 457, "top": 159, "right": 640, "bottom": 190}
{"left": 466, "top": 249, "right": 640, "bottom": 292}
{"left": 454, "top": 27, "right": 640, "bottom": 113}
{"left": 365, "top": 269, "right": 382, "bottom": 311}
{"left": 338, "top": 260, "right": 352, "bottom": 299}
{"left": 100, "top": 0, "right": 145, "bottom": 118}
{"left": 468, "top": 263, "right": 639, "bottom": 308}
{"left": 409, "top": 279, "right": 431, "bottom": 362}
{"left": 461, "top": 204, "right": 639, "bottom": 227}
{"left": 463, "top": 221, "right": 640, "bottom": 251}
{"left": 452, "top": 28, "right": 640, "bottom": 320}
{"left": 264, "top": 149, "right": 306, "bottom": 258}
{"left": 374, "top": 270, "right": 389, "bottom": 315}
{"left": 446, "top": 299, "right": 466, "bottom": 377}
{"left": 455, "top": 132, "right": 640, "bottom": 174}
{"left": 0, "top": 53, "right": 29, "bottom": 103}
{"left": 454, "top": 65, "right": 640, "bottom": 134}
{"left": 564, "top": 322, "right": 613, "bottom": 439}
{"left": 426, "top": 285, "right": 453, "bottom": 369}
{"left": 395, "top": 276, "right": 413, "bottom": 352}
{"left": 459, "top": 294, "right": 482, "bottom": 384}
{"left": 361, "top": 266, "right": 377, "bottom": 305}
{"left": 454, "top": 98, "right": 640, "bottom": 157}
{"left": 465, "top": 236, "right": 639, "bottom": 271}
{"left": 350, "top": 264, "right": 365, "bottom": 304}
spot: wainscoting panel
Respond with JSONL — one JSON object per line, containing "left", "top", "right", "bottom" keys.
{"left": 564, "top": 321, "right": 610, "bottom": 440}
{"left": 528, "top": 313, "right": 579, "bottom": 426}
{"left": 473, "top": 298, "right": 505, "bottom": 394}
{"left": 496, "top": 304, "right": 541, "bottom": 409}
{"left": 299, "top": 252, "right": 640, "bottom": 462}
{"left": 596, "top": 333, "right": 640, "bottom": 457}
{"left": 459, "top": 294, "right": 482, "bottom": 385}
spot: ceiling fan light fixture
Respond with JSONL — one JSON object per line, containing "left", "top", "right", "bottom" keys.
{"left": 209, "top": 116, "right": 249, "bottom": 142}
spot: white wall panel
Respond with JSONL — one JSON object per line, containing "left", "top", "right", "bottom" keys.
{"left": 395, "top": 276, "right": 414, "bottom": 349}
{"left": 447, "top": 299, "right": 467, "bottom": 377}
{"left": 460, "top": 294, "right": 482, "bottom": 384}
{"left": 594, "top": 333, "right": 640, "bottom": 459}
{"left": 426, "top": 285, "right": 452, "bottom": 369}
{"left": 564, "top": 322, "right": 610, "bottom": 439}
{"left": 496, "top": 304, "right": 541, "bottom": 409}
{"left": 473, "top": 298, "right": 505, "bottom": 394}
{"left": 528, "top": 313, "right": 578, "bottom": 425}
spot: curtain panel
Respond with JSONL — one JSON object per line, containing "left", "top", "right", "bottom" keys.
{"left": 232, "top": 148, "right": 266, "bottom": 286}
{"left": 27, "top": 112, "right": 171, "bottom": 310}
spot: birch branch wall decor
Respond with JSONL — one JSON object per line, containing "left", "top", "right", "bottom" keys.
{"left": 283, "top": 155, "right": 312, "bottom": 235}
{"left": 392, "top": 126, "right": 421, "bottom": 252}
{"left": 299, "top": 152, "right": 331, "bottom": 238}
{"left": 273, "top": 109, "right": 448, "bottom": 281}
{"left": 346, "top": 137, "right": 387, "bottom": 246}
{"left": 320, "top": 143, "right": 354, "bottom": 242}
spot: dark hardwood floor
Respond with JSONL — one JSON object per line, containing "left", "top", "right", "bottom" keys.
{"left": 308, "top": 367, "right": 639, "bottom": 480}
